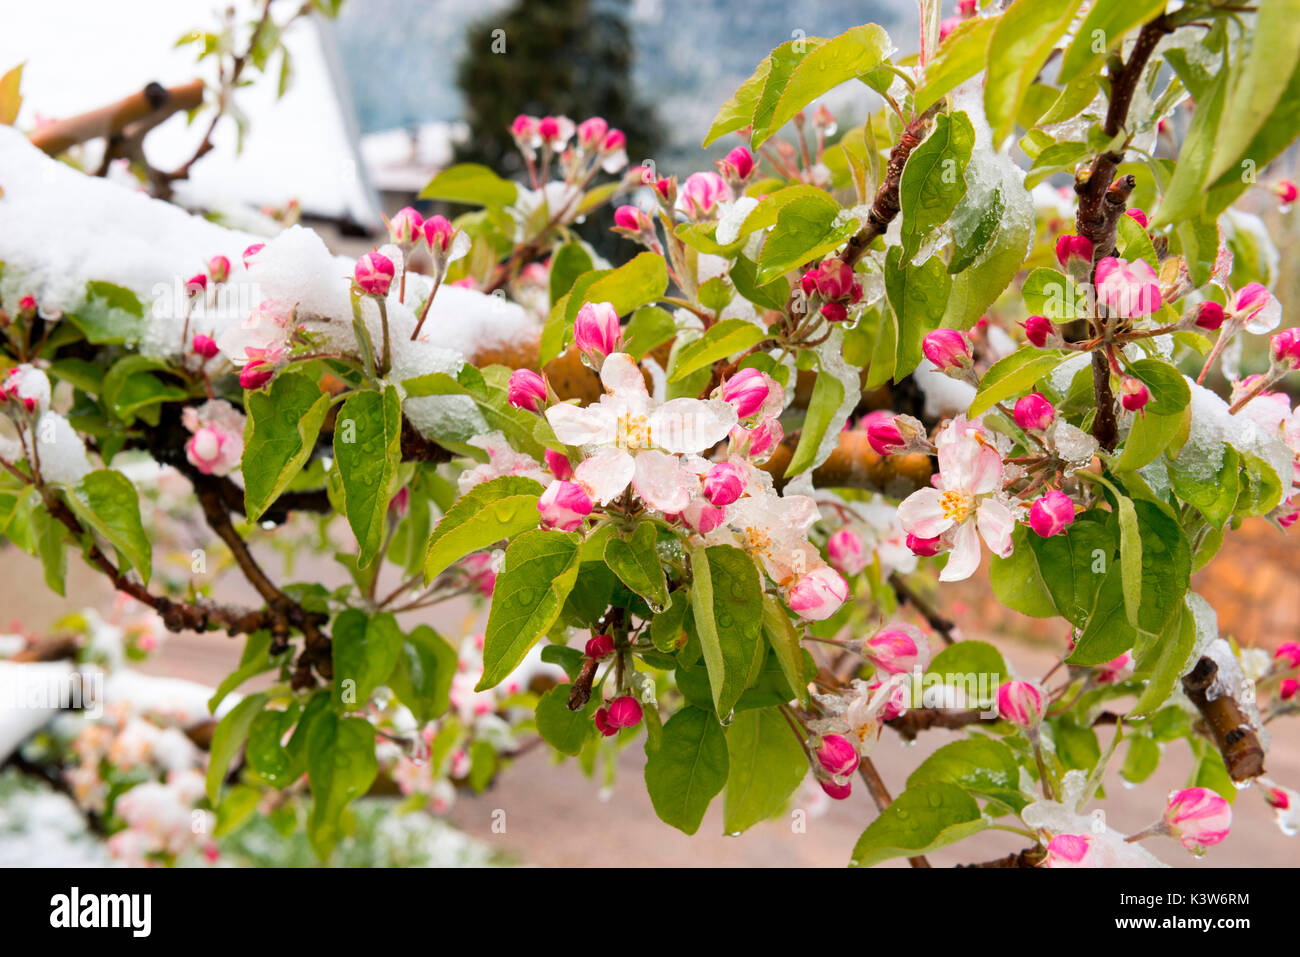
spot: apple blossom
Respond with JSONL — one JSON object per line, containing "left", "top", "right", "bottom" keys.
{"left": 2, "top": 364, "right": 51, "bottom": 414}
{"left": 242, "top": 242, "right": 265, "bottom": 268}
{"left": 1095, "top": 651, "right": 1135, "bottom": 684}
{"left": 997, "top": 680, "right": 1047, "bottom": 728}
{"left": 1120, "top": 376, "right": 1150, "bottom": 412}
{"left": 537, "top": 480, "right": 593, "bottom": 531}
{"left": 906, "top": 533, "right": 943, "bottom": 557}
{"left": 1281, "top": 678, "right": 1298, "bottom": 700}
{"left": 1125, "top": 208, "right": 1149, "bottom": 228}
{"left": 1194, "top": 300, "right": 1225, "bottom": 331}
{"left": 1096, "top": 256, "right": 1162, "bottom": 318}
{"left": 676, "top": 171, "right": 728, "bottom": 219}
{"left": 607, "top": 695, "right": 643, "bottom": 729}
{"left": 1041, "top": 834, "right": 1095, "bottom": 868}
{"left": 921, "top": 328, "right": 971, "bottom": 373}
{"left": 239, "top": 364, "right": 275, "bottom": 390}
{"left": 572, "top": 301, "right": 623, "bottom": 363}
{"left": 827, "top": 527, "right": 868, "bottom": 576}
{"left": 703, "top": 461, "right": 746, "bottom": 506}
{"left": 207, "top": 254, "right": 231, "bottom": 283}
{"left": 594, "top": 707, "right": 617, "bottom": 737}
{"left": 1275, "top": 179, "right": 1298, "bottom": 205}
{"left": 866, "top": 416, "right": 904, "bottom": 455}
{"left": 181, "top": 400, "right": 246, "bottom": 477}
{"left": 545, "top": 353, "right": 736, "bottom": 514}
{"left": 613, "top": 204, "right": 649, "bottom": 232}
{"left": 1228, "top": 282, "right": 1281, "bottom": 333}
{"left": 600, "top": 129, "right": 628, "bottom": 172}
{"left": 1054, "top": 234, "right": 1093, "bottom": 269}
{"left": 721, "top": 367, "right": 777, "bottom": 419}
{"left": 819, "top": 778, "right": 852, "bottom": 800}
{"left": 786, "top": 565, "right": 849, "bottom": 620}
{"left": 863, "top": 624, "right": 930, "bottom": 675}
{"left": 545, "top": 448, "right": 574, "bottom": 481}
{"left": 216, "top": 299, "right": 295, "bottom": 371}
{"left": 897, "top": 428, "right": 1015, "bottom": 581}
{"left": 814, "top": 733, "right": 860, "bottom": 777}
{"left": 1276, "top": 642, "right": 1300, "bottom": 669}
{"left": 1162, "top": 787, "right": 1232, "bottom": 851}
{"left": 577, "top": 116, "right": 607, "bottom": 149}
{"left": 353, "top": 251, "right": 395, "bottom": 297}
{"left": 1028, "top": 490, "right": 1075, "bottom": 538}
{"left": 1271, "top": 328, "right": 1300, "bottom": 369}
{"left": 585, "top": 634, "right": 614, "bottom": 659}
{"left": 192, "top": 333, "right": 220, "bottom": 359}
{"left": 1013, "top": 393, "right": 1055, "bottom": 431}
{"left": 719, "top": 145, "right": 754, "bottom": 182}
{"left": 537, "top": 115, "right": 575, "bottom": 151}
{"left": 507, "top": 368, "right": 548, "bottom": 411}
{"left": 387, "top": 206, "right": 423, "bottom": 246}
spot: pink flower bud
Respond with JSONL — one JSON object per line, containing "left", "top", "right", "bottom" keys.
{"left": 703, "top": 461, "right": 746, "bottom": 506}
{"left": 721, "top": 367, "right": 772, "bottom": 418}
{"left": 1013, "top": 392, "right": 1055, "bottom": 431}
{"left": 242, "top": 243, "right": 265, "bottom": 268}
{"left": 191, "top": 334, "right": 219, "bottom": 359}
{"left": 786, "top": 565, "right": 848, "bottom": 621}
{"left": 1096, "top": 651, "right": 1135, "bottom": 684}
{"left": 545, "top": 448, "right": 574, "bottom": 481}
{"left": 653, "top": 176, "right": 676, "bottom": 203}
{"left": 827, "top": 527, "right": 868, "bottom": 576}
{"left": 997, "top": 680, "right": 1046, "bottom": 728}
{"left": 1228, "top": 282, "right": 1281, "bottom": 333}
{"left": 1195, "top": 300, "right": 1225, "bottom": 331}
{"left": 1120, "top": 376, "right": 1150, "bottom": 412}
{"left": 602, "top": 129, "right": 626, "bottom": 152}
{"left": 207, "top": 255, "right": 231, "bottom": 283}
{"left": 1163, "top": 787, "right": 1232, "bottom": 851}
{"left": 585, "top": 634, "right": 615, "bottom": 659}
{"left": 1266, "top": 787, "right": 1291, "bottom": 810}
{"left": 1022, "top": 314, "right": 1056, "bottom": 348}
{"left": 722, "top": 145, "right": 754, "bottom": 180}
{"left": 573, "top": 301, "right": 622, "bottom": 360}
{"left": 607, "top": 695, "right": 643, "bottom": 729}
{"left": 388, "top": 206, "right": 424, "bottom": 245}
{"left": 1125, "top": 208, "right": 1149, "bottom": 228}
{"left": 1276, "top": 641, "right": 1300, "bottom": 668}
{"left": 958, "top": 0, "right": 977, "bottom": 14}
{"left": 1042, "top": 834, "right": 1093, "bottom": 868}
{"left": 745, "top": 419, "right": 783, "bottom": 460}
{"left": 866, "top": 416, "right": 904, "bottom": 455}
{"left": 613, "top": 204, "right": 645, "bottom": 231}
{"left": 511, "top": 114, "right": 538, "bottom": 141}
{"left": 681, "top": 499, "right": 727, "bottom": 534}
{"left": 354, "top": 251, "right": 395, "bottom": 297}
{"left": 819, "top": 778, "right": 852, "bottom": 800}
{"left": 814, "top": 259, "right": 856, "bottom": 301}
{"left": 921, "top": 329, "right": 970, "bottom": 371}
{"left": 388, "top": 487, "right": 409, "bottom": 516}
{"left": 1054, "top": 234, "right": 1094, "bottom": 269}
{"left": 1029, "top": 490, "right": 1075, "bottom": 538}
{"left": 578, "top": 116, "right": 608, "bottom": 149}
{"left": 799, "top": 269, "right": 819, "bottom": 296}
{"left": 1271, "top": 328, "right": 1300, "bottom": 369}
{"left": 422, "top": 215, "right": 457, "bottom": 253}
{"left": 820, "top": 301, "right": 848, "bottom": 322}
{"left": 594, "top": 707, "right": 617, "bottom": 737}
{"left": 538, "top": 480, "right": 593, "bottom": 532}
{"left": 1096, "top": 256, "right": 1162, "bottom": 318}
{"left": 907, "top": 533, "right": 942, "bottom": 557}
{"left": 814, "top": 733, "right": 860, "bottom": 777}
{"left": 507, "top": 368, "right": 547, "bottom": 411}
{"left": 187, "top": 273, "right": 208, "bottom": 293}
{"left": 239, "top": 364, "right": 275, "bottom": 390}
{"left": 676, "top": 171, "right": 727, "bottom": 218}
{"left": 1275, "top": 180, "right": 1298, "bottom": 205}
{"left": 1281, "top": 678, "right": 1298, "bottom": 701}
{"left": 865, "top": 624, "right": 930, "bottom": 674}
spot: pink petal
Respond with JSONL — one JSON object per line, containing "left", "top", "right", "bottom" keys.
{"left": 897, "top": 487, "right": 951, "bottom": 539}
{"left": 632, "top": 449, "right": 693, "bottom": 513}
{"left": 976, "top": 498, "right": 1015, "bottom": 557}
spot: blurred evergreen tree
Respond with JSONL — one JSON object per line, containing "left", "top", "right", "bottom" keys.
{"left": 455, "top": 0, "right": 663, "bottom": 177}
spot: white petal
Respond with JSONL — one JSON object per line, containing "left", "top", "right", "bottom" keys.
{"left": 939, "top": 521, "right": 982, "bottom": 582}
{"left": 545, "top": 402, "right": 617, "bottom": 447}
{"left": 600, "top": 353, "right": 648, "bottom": 399}
{"left": 976, "top": 498, "right": 1016, "bottom": 558}
{"left": 650, "top": 398, "right": 737, "bottom": 454}
{"left": 896, "top": 488, "right": 952, "bottom": 539}
{"left": 574, "top": 446, "right": 635, "bottom": 504}
{"left": 632, "top": 449, "right": 693, "bottom": 513}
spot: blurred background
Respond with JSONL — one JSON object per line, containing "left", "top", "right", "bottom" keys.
{"left": 0, "top": 0, "right": 1296, "bottom": 867}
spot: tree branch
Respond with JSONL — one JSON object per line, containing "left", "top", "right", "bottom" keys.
{"left": 1181, "top": 656, "right": 1266, "bottom": 782}
{"left": 27, "top": 79, "right": 205, "bottom": 157}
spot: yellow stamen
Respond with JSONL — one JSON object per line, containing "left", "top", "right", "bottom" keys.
{"left": 939, "top": 489, "right": 972, "bottom": 523}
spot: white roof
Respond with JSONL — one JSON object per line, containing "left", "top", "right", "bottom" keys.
{"left": 0, "top": 0, "right": 382, "bottom": 229}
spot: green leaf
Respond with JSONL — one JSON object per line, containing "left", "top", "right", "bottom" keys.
{"left": 984, "top": 0, "right": 1085, "bottom": 142}
{"left": 64, "top": 282, "right": 143, "bottom": 345}
{"left": 419, "top": 163, "right": 518, "bottom": 207}
{"left": 478, "top": 529, "right": 581, "bottom": 690}
{"left": 704, "top": 40, "right": 813, "bottom": 146}
{"left": 884, "top": 246, "right": 951, "bottom": 381}
{"left": 1235, "top": 451, "right": 1285, "bottom": 518}
{"left": 723, "top": 707, "right": 807, "bottom": 833}
{"left": 1027, "top": 513, "right": 1115, "bottom": 627}
{"left": 785, "top": 365, "right": 845, "bottom": 477}
{"left": 651, "top": 589, "right": 690, "bottom": 653}
{"left": 67, "top": 469, "right": 151, "bottom": 582}
{"left": 926, "top": 640, "right": 1007, "bottom": 705}
{"left": 535, "top": 684, "right": 596, "bottom": 756}
{"left": 850, "top": 782, "right": 986, "bottom": 867}
{"left": 1152, "top": 56, "right": 1229, "bottom": 228}
{"left": 1116, "top": 495, "right": 1143, "bottom": 631}
{"left": 549, "top": 242, "right": 595, "bottom": 304}
{"left": 989, "top": 525, "right": 1057, "bottom": 618}
{"left": 1125, "top": 359, "right": 1190, "bottom": 415}
{"left": 730, "top": 256, "right": 789, "bottom": 312}
{"left": 1113, "top": 409, "right": 1186, "bottom": 471}
{"left": 906, "top": 737, "right": 1025, "bottom": 810}
{"left": 208, "top": 631, "right": 279, "bottom": 712}
{"left": 242, "top": 371, "right": 330, "bottom": 521}
{"left": 1057, "top": 0, "right": 1169, "bottom": 86}
{"left": 1169, "top": 447, "right": 1240, "bottom": 528}
{"left": 206, "top": 692, "right": 268, "bottom": 803}
{"left": 1022, "top": 267, "right": 1088, "bottom": 321}
{"left": 333, "top": 385, "right": 401, "bottom": 567}
{"left": 644, "top": 706, "right": 729, "bottom": 835}
{"left": 969, "top": 348, "right": 1068, "bottom": 417}
{"left": 422, "top": 475, "right": 544, "bottom": 582}
{"left": 332, "top": 609, "right": 402, "bottom": 712}
{"left": 306, "top": 711, "right": 378, "bottom": 860}
{"left": 761, "top": 594, "right": 808, "bottom": 706}
{"left": 1207, "top": 0, "right": 1300, "bottom": 182}
{"left": 1120, "top": 733, "right": 1161, "bottom": 785}
{"left": 669, "top": 318, "right": 769, "bottom": 382}
{"left": 542, "top": 252, "right": 669, "bottom": 364}
{"left": 899, "top": 111, "right": 975, "bottom": 261}
{"left": 388, "top": 624, "right": 457, "bottom": 724}
{"left": 1133, "top": 601, "right": 1195, "bottom": 716}
{"left": 688, "top": 544, "right": 764, "bottom": 717}
{"left": 30, "top": 505, "right": 66, "bottom": 596}
{"left": 755, "top": 193, "right": 856, "bottom": 284}
{"left": 622, "top": 305, "right": 677, "bottom": 360}
{"left": 914, "top": 15, "right": 999, "bottom": 113}
{"left": 755, "top": 25, "right": 891, "bottom": 146}
{"left": 604, "top": 522, "right": 669, "bottom": 610}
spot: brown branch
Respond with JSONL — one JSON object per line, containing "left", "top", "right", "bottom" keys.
{"left": 27, "top": 79, "right": 205, "bottom": 156}
{"left": 1181, "top": 656, "right": 1266, "bottom": 782}
{"left": 957, "top": 846, "right": 1045, "bottom": 868}
{"left": 886, "top": 707, "right": 991, "bottom": 741}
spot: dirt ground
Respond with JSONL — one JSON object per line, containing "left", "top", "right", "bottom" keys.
{"left": 2, "top": 532, "right": 1295, "bottom": 868}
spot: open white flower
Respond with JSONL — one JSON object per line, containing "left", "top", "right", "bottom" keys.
{"left": 897, "top": 429, "right": 1015, "bottom": 581}
{"left": 544, "top": 353, "right": 736, "bottom": 514}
